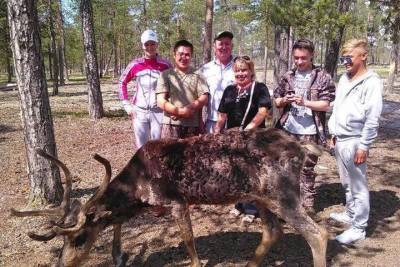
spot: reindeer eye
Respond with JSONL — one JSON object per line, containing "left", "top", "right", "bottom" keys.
{"left": 74, "top": 231, "right": 88, "bottom": 247}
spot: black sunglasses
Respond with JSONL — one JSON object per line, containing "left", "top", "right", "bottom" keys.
{"left": 234, "top": 55, "right": 251, "bottom": 62}
{"left": 339, "top": 55, "right": 352, "bottom": 65}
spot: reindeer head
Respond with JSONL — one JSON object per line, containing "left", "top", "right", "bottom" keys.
{"left": 11, "top": 149, "right": 112, "bottom": 267}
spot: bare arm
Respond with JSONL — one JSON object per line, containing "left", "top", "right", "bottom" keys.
{"left": 157, "top": 92, "right": 181, "bottom": 116}
{"left": 292, "top": 96, "right": 330, "bottom": 111}
{"left": 188, "top": 94, "right": 209, "bottom": 110}
{"left": 244, "top": 107, "right": 268, "bottom": 131}
{"left": 274, "top": 95, "right": 295, "bottom": 108}
{"left": 214, "top": 112, "right": 227, "bottom": 133}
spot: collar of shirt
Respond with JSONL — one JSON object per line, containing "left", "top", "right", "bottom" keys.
{"left": 213, "top": 56, "right": 234, "bottom": 69}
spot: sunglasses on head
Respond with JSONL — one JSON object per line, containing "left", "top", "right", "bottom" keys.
{"left": 339, "top": 55, "right": 352, "bottom": 65}
{"left": 234, "top": 55, "right": 251, "bottom": 62}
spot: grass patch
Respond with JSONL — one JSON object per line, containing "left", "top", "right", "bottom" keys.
{"left": 104, "top": 109, "right": 127, "bottom": 118}
{"left": 52, "top": 110, "right": 89, "bottom": 118}
{"left": 0, "top": 73, "right": 14, "bottom": 84}
{"left": 52, "top": 109, "right": 127, "bottom": 119}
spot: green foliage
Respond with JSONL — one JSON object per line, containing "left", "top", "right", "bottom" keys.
{"left": 1, "top": 0, "right": 393, "bottom": 76}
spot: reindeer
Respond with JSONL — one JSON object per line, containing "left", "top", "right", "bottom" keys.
{"left": 11, "top": 128, "right": 328, "bottom": 267}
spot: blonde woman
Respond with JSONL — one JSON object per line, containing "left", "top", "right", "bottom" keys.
{"left": 214, "top": 56, "right": 272, "bottom": 222}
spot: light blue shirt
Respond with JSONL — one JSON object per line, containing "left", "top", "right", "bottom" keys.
{"left": 198, "top": 58, "right": 235, "bottom": 121}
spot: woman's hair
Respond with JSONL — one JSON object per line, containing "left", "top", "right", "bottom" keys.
{"left": 233, "top": 56, "right": 255, "bottom": 80}
{"left": 341, "top": 39, "right": 368, "bottom": 55}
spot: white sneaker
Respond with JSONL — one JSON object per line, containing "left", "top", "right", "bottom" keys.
{"left": 329, "top": 212, "right": 353, "bottom": 225}
{"left": 229, "top": 208, "right": 242, "bottom": 217}
{"left": 241, "top": 214, "right": 255, "bottom": 223}
{"left": 335, "top": 227, "right": 366, "bottom": 244}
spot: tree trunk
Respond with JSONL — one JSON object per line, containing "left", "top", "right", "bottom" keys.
{"left": 386, "top": 25, "right": 399, "bottom": 94}
{"left": 324, "top": 0, "right": 351, "bottom": 78}
{"left": 112, "top": 10, "right": 120, "bottom": 78}
{"left": 103, "top": 47, "right": 113, "bottom": 76}
{"left": 48, "top": 45, "right": 53, "bottom": 80}
{"left": 7, "top": 0, "right": 62, "bottom": 206}
{"left": 3, "top": 12, "right": 13, "bottom": 83}
{"left": 6, "top": 52, "right": 12, "bottom": 83}
{"left": 80, "top": 0, "right": 104, "bottom": 119}
{"left": 48, "top": 0, "right": 59, "bottom": 96}
{"left": 203, "top": 0, "right": 213, "bottom": 64}
{"left": 56, "top": 0, "right": 68, "bottom": 84}
{"left": 273, "top": 25, "right": 289, "bottom": 85}
{"left": 113, "top": 34, "right": 120, "bottom": 78}
{"left": 263, "top": 43, "right": 268, "bottom": 84}
{"left": 287, "top": 26, "right": 294, "bottom": 69}
{"left": 272, "top": 25, "right": 289, "bottom": 127}
{"left": 99, "top": 30, "right": 104, "bottom": 78}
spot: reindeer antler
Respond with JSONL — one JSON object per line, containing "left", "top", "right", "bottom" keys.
{"left": 82, "top": 154, "right": 112, "bottom": 212}
{"left": 11, "top": 151, "right": 113, "bottom": 239}
{"left": 10, "top": 149, "right": 73, "bottom": 218}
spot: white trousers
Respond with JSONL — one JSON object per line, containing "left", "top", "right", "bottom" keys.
{"left": 133, "top": 106, "right": 163, "bottom": 149}
{"left": 335, "top": 137, "right": 369, "bottom": 229}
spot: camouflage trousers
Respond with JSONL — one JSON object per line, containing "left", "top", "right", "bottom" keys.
{"left": 161, "top": 124, "right": 201, "bottom": 139}
{"left": 286, "top": 132, "right": 319, "bottom": 208}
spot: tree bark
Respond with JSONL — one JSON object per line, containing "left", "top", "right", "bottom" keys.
{"left": 112, "top": 9, "right": 120, "bottom": 78}
{"left": 203, "top": 0, "right": 213, "bottom": 64}
{"left": 263, "top": 43, "right": 268, "bottom": 84}
{"left": 273, "top": 25, "right": 289, "bottom": 85}
{"left": 7, "top": 0, "right": 62, "bottom": 206}
{"left": 80, "top": 0, "right": 104, "bottom": 119}
{"left": 56, "top": 0, "right": 68, "bottom": 84}
{"left": 272, "top": 25, "right": 289, "bottom": 127}
{"left": 48, "top": 45, "right": 53, "bottom": 80}
{"left": 6, "top": 52, "right": 13, "bottom": 83}
{"left": 324, "top": 0, "right": 351, "bottom": 78}
{"left": 386, "top": 28, "right": 399, "bottom": 94}
{"left": 2, "top": 10, "right": 13, "bottom": 83}
{"left": 48, "top": 0, "right": 59, "bottom": 96}
{"left": 103, "top": 47, "right": 113, "bottom": 76}
{"left": 287, "top": 26, "right": 294, "bottom": 69}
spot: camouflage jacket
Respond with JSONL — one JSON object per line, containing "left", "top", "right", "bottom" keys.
{"left": 273, "top": 66, "right": 336, "bottom": 146}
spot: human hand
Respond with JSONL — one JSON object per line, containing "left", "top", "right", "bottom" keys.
{"left": 178, "top": 106, "right": 195, "bottom": 119}
{"left": 284, "top": 93, "right": 296, "bottom": 105}
{"left": 292, "top": 95, "right": 306, "bottom": 106}
{"left": 354, "top": 148, "right": 368, "bottom": 164}
{"left": 122, "top": 100, "right": 134, "bottom": 117}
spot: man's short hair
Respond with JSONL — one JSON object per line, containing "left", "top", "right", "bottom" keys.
{"left": 341, "top": 39, "right": 368, "bottom": 55}
{"left": 292, "top": 38, "right": 314, "bottom": 53}
{"left": 173, "top": 39, "right": 193, "bottom": 54}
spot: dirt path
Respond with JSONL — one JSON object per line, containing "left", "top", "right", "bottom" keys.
{"left": 0, "top": 80, "right": 399, "bottom": 266}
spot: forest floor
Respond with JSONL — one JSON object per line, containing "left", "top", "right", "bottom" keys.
{"left": 0, "top": 75, "right": 400, "bottom": 267}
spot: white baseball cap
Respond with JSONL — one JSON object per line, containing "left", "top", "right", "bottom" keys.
{"left": 141, "top": 30, "right": 158, "bottom": 44}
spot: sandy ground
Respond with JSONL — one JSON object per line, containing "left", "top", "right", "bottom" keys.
{"left": 0, "top": 78, "right": 399, "bottom": 267}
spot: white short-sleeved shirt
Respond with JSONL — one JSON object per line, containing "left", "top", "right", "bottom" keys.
{"left": 198, "top": 58, "right": 235, "bottom": 121}
{"left": 283, "top": 70, "right": 317, "bottom": 135}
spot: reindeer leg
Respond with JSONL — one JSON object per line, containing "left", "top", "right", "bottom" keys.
{"left": 247, "top": 207, "right": 283, "bottom": 267}
{"left": 279, "top": 207, "right": 328, "bottom": 267}
{"left": 112, "top": 224, "right": 128, "bottom": 267}
{"left": 171, "top": 203, "right": 201, "bottom": 267}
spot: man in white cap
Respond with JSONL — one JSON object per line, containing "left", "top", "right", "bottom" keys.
{"left": 198, "top": 31, "right": 235, "bottom": 133}
{"left": 119, "top": 29, "right": 171, "bottom": 149}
